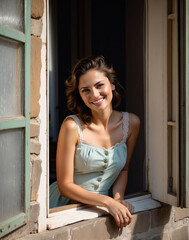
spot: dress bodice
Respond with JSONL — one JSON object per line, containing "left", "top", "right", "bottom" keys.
{"left": 69, "top": 112, "right": 129, "bottom": 195}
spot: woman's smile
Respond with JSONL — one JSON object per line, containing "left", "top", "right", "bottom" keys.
{"left": 91, "top": 97, "right": 104, "bottom": 106}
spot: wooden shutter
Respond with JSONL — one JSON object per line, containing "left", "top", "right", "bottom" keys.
{"left": 147, "top": 0, "right": 179, "bottom": 206}
{"left": 0, "top": 0, "right": 31, "bottom": 237}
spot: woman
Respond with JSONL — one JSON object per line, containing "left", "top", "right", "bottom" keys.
{"left": 50, "top": 56, "right": 140, "bottom": 228}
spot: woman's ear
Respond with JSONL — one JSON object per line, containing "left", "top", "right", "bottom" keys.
{"left": 111, "top": 84, "right": 115, "bottom": 91}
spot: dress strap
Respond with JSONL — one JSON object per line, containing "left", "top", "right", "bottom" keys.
{"left": 122, "top": 112, "right": 129, "bottom": 143}
{"left": 65, "top": 115, "right": 83, "bottom": 141}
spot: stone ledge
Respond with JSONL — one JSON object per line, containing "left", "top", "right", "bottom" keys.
{"left": 17, "top": 209, "right": 162, "bottom": 240}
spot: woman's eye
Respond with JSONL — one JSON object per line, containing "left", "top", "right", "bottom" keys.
{"left": 97, "top": 84, "right": 104, "bottom": 88}
{"left": 81, "top": 89, "right": 89, "bottom": 93}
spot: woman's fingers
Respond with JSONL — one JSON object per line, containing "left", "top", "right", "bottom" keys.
{"left": 115, "top": 214, "right": 127, "bottom": 228}
{"left": 107, "top": 198, "right": 133, "bottom": 228}
{"left": 125, "top": 210, "right": 132, "bottom": 224}
{"left": 115, "top": 214, "right": 121, "bottom": 228}
{"left": 114, "top": 210, "right": 132, "bottom": 228}
{"left": 119, "top": 214, "right": 125, "bottom": 228}
{"left": 123, "top": 215, "right": 129, "bottom": 226}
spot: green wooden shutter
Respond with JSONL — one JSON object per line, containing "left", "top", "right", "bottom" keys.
{"left": 179, "top": 0, "right": 189, "bottom": 208}
{"left": 0, "top": 0, "right": 31, "bottom": 237}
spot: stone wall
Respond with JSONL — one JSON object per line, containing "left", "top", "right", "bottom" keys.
{"left": 19, "top": 205, "right": 189, "bottom": 240}
{"left": 29, "top": 0, "right": 43, "bottom": 234}
{"left": 2, "top": 1, "right": 44, "bottom": 239}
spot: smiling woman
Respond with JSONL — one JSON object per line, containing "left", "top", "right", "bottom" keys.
{"left": 49, "top": 56, "right": 140, "bottom": 228}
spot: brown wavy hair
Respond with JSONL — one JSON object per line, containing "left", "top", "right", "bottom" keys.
{"left": 65, "top": 55, "right": 123, "bottom": 123}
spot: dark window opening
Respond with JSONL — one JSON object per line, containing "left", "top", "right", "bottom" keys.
{"left": 49, "top": 0, "right": 146, "bottom": 199}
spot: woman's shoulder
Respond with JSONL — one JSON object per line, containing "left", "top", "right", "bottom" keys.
{"left": 56, "top": 115, "right": 80, "bottom": 145}
{"left": 128, "top": 112, "right": 140, "bottom": 126}
{"left": 114, "top": 110, "right": 140, "bottom": 125}
{"left": 61, "top": 115, "right": 79, "bottom": 133}
{"left": 127, "top": 113, "right": 140, "bottom": 137}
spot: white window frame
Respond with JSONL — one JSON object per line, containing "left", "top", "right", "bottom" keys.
{"left": 147, "top": 0, "right": 179, "bottom": 206}
{"left": 37, "top": 0, "right": 189, "bottom": 232}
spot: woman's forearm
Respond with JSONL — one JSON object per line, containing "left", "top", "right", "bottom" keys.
{"left": 58, "top": 181, "right": 112, "bottom": 208}
{"left": 58, "top": 181, "right": 133, "bottom": 228}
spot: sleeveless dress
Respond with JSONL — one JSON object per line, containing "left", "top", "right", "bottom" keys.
{"left": 49, "top": 112, "right": 129, "bottom": 208}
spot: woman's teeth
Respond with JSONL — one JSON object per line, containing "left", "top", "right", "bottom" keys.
{"left": 93, "top": 98, "right": 103, "bottom": 104}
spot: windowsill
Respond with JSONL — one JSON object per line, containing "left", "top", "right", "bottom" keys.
{"left": 47, "top": 193, "right": 161, "bottom": 230}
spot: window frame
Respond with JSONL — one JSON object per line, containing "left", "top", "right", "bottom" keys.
{"left": 0, "top": 0, "right": 31, "bottom": 237}
{"left": 45, "top": 0, "right": 158, "bottom": 228}
{"left": 37, "top": 0, "right": 189, "bottom": 232}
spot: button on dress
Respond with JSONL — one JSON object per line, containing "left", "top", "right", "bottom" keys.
{"left": 49, "top": 112, "right": 129, "bottom": 208}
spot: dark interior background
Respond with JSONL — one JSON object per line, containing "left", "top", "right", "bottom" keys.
{"left": 49, "top": 0, "right": 146, "bottom": 196}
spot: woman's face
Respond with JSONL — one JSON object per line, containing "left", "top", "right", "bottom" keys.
{"left": 78, "top": 70, "right": 115, "bottom": 112}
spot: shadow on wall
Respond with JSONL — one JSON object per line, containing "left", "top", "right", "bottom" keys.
{"left": 103, "top": 205, "right": 172, "bottom": 239}
{"left": 132, "top": 205, "right": 171, "bottom": 239}
{"left": 132, "top": 205, "right": 172, "bottom": 239}
{"left": 105, "top": 216, "right": 125, "bottom": 239}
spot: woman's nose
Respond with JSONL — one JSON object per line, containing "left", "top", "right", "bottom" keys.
{"left": 90, "top": 88, "right": 99, "bottom": 98}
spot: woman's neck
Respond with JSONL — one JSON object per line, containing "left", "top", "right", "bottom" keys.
{"left": 91, "top": 107, "right": 114, "bottom": 129}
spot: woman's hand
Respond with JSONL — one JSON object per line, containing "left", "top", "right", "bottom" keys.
{"left": 104, "top": 198, "right": 133, "bottom": 228}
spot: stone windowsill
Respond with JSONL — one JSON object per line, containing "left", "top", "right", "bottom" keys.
{"left": 18, "top": 194, "right": 170, "bottom": 240}
{"left": 46, "top": 194, "right": 161, "bottom": 230}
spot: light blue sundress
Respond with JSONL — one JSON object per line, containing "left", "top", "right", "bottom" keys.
{"left": 49, "top": 112, "right": 129, "bottom": 208}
